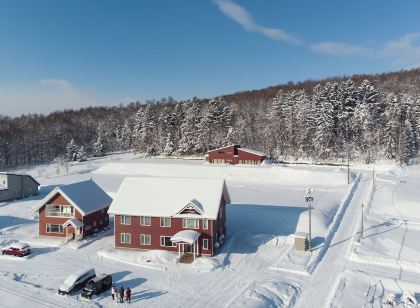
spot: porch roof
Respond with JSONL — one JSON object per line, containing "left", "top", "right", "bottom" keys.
{"left": 170, "top": 230, "right": 200, "bottom": 245}
{"left": 62, "top": 218, "right": 83, "bottom": 229}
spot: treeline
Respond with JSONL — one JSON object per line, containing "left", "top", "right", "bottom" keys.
{"left": 0, "top": 69, "right": 419, "bottom": 170}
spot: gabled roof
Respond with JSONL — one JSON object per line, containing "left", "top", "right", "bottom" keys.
{"left": 238, "top": 147, "right": 267, "bottom": 157}
{"left": 108, "top": 177, "right": 231, "bottom": 220}
{"left": 63, "top": 218, "right": 83, "bottom": 228}
{"left": 32, "top": 180, "right": 112, "bottom": 216}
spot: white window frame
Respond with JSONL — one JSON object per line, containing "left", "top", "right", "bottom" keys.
{"left": 203, "top": 238, "right": 209, "bottom": 250}
{"left": 140, "top": 234, "right": 151, "bottom": 245}
{"left": 182, "top": 218, "right": 199, "bottom": 229}
{"left": 202, "top": 219, "right": 208, "bottom": 229}
{"left": 120, "top": 215, "right": 131, "bottom": 225}
{"left": 140, "top": 216, "right": 151, "bottom": 226}
{"left": 121, "top": 233, "right": 131, "bottom": 244}
{"left": 160, "top": 236, "right": 176, "bottom": 247}
{"left": 46, "top": 224, "right": 63, "bottom": 233}
{"left": 160, "top": 217, "right": 171, "bottom": 227}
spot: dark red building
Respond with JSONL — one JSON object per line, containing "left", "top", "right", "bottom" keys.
{"left": 206, "top": 144, "right": 267, "bottom": 165}
{"left": 108, "top": 177, "right": 230, "bottom": 258}
{"left": 32, "top": 180, "right": 112, "bottom": 241}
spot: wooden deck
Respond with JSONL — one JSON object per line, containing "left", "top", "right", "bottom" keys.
{"left": 179, "top": 253, "right": 196, "bottom": 264}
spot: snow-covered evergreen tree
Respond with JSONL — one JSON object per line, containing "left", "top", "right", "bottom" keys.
{"left": 66, "top": 138, "right": 79, "bottom": 161}
{"left": 93, "top": 135, "right": 106, "bottom": 157}
{"left": 76, "top": 146, "right": 87, "bottom": 162}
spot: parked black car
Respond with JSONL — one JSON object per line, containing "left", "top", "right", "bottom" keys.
{"left": 81, "top": 274, "right": 112, "bottom": 300}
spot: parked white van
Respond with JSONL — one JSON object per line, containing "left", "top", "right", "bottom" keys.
{"left": 58, "top": 268, "right": 96, "bottom": 295}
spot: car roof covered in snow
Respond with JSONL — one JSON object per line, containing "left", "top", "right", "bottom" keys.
{"left": 9, "top": 242, "right": 30, "bottom": 249}
{"left": 32, "top": 180, "right": 112, "bottom": 216}
{"left": 108, "top": 177, "right": 231, "bottom": 220}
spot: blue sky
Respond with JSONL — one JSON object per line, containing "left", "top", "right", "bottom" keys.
{"left": 1, "top": 0, "right": 420, "bottom": 116}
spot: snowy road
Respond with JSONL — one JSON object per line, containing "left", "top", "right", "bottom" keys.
{"left": 296, "top": 172, "right": 372, "bottom": 308}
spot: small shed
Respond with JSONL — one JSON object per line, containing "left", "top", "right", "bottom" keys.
{"left": 294, "top": 232, "right": 309, "bottom": 251}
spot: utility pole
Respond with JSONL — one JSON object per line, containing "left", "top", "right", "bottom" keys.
{"left": 360, "top": 203, "right": 364, "bottom": 239}
{"left": 305, "top": 188, "right": 314, "bottom": 251}
{"left": 347, "top": 147, "right": 351, "bottom": 184}
{"left": 372, "top": 164, "right": 375, "bottom": 190}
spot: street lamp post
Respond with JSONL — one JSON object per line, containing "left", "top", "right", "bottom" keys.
{"left": 305, "top": 188, "right": 314, "bottom": 251}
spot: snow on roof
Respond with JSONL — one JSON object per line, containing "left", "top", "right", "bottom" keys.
{"left": 295, "top": 232, "right": 309, "bottom": 239}
{"left": 63, "top": 218, "right": 83, "bottom": 228}
{"left": 171, "top": 230, "right": 200, "bottom": 244}
{"left": 207, "top": 144, "right": 239, "bottom": 153}
{"left": 238, "top": 148, "right": 267, "bottom": 157}
{"left": 32, "top": 180, "right": 112, "bottom": 216}
{"left": 108, "top": 177, "right": 231, "bottom": 220}
{"left": 0, "top": 173, "right": 40, "bottom": 186}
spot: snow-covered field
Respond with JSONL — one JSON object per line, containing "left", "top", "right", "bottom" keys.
{"left": 0, "top": 153, "right": 419, "bottom": 307}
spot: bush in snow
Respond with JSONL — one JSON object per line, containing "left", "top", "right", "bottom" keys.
{"left": 93, "top": 135, "right": 106, "bottom": 157}
{"left": 66, "top": 138, "right": 79, "bottom": 161}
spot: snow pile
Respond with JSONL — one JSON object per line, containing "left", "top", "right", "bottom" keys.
{"left": 231, "top": 282, "right": 300, "bottom": 308}
{"left": 193, "top": 257, "right": 223, "bottom": 272}
{"left": 98, "top": 248, "right": 175, "bottom": 271}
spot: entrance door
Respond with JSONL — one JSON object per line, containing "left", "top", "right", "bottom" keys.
{"left": 184, "top": 244, "right": 193, "bottom": 253}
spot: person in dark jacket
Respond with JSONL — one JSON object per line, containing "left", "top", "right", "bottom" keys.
{"left": 126, "top": 287, "right": 131, "bottom": 303}
{"left": 119, "top": 286, "right": 125, "bottom": 303}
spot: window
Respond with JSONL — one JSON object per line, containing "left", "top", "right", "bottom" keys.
{"left": 120, "top": 215, "right": 131, "bottom": 225}
{"left": 46, "top": 204, "right": 74, "bottom": 217}
{"left": 100, "top": 220, "right": 103, "bottom": 225}
{"left": 182, "top": 218, "right": 199, "bottom": 229}
{"left": 140, "top": 216, "right": 151, "bottom": 226}
{"left": 160, "top": 217, "right": 171, "bottom": 227}
{"left": 160, "top": 236, "right": 176, "bottom": 247}
{"left": 92, "top": 221, "right": 96, "bottom": 227}
{"left": 203, "top": 239, "right": 209, "bottom": 250}
{"left": 202, "top": 219, "right": 208, "bottom": 230}
{"left": 140, "top": 234, "right": 151, "bottom": 245}
{"left": 121, "top": 233, "right": 131, "bottom": 244}
{"left": 85, "top": 225, "right": 91, "bottom": 231}
{"left": 46, "top": 224, "right": 63, "bottom": 233}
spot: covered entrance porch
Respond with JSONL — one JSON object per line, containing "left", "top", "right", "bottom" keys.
{"left": 171, "top": 230, "right": 200, "bottom": 263}
{"left": 62, "top": 218, "right": 83, "bottom": 242}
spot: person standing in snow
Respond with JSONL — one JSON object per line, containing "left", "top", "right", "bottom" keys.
{"left": 119, "top": 286, "right": 125, "bottom": 303}
{"left": 126, "top": 287, "right": 131, "bottom": 303}
{"left": 112, "top": 286, "right": 117, "bottom": 303}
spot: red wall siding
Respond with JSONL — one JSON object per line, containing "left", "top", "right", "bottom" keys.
{"left": 207, "top": 145, "right": 266, "bottom": 165}
{"left": 114, "top": 195, "right": 228, "bottom": 256}
{"left": 38, "top": 193, "right": 83, "bottom": 237}
{"left": 82, "top": 208, "right": 110, "bottom": 237}
{"left": 38, "top": 192, "right": 109, "bottom": 238}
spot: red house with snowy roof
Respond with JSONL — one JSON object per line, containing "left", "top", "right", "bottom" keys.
{"left": 32, "top": 180, "right": 112, "bottom": 241}
{"left": 206, "top": 144, "right": 267, "bottom": 165}
{"left": 108, "top": 177, "right": 230, "bottom": 260}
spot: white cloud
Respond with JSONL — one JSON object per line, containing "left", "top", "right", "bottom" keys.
{"left": 0, "top": 79, "right": 116, "bottom": 117}
{"left": 311, "top": 33, "right": 420, "bottom": 69}
{"left": 310, "top": 42, "right": 373, "bottom": 56}
{"left": 215, "top": 0, "right": 301, "bottom": 44}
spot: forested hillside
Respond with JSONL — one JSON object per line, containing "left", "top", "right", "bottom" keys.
{"left": 1, "top": 69, "right": 420, "bottom": 170}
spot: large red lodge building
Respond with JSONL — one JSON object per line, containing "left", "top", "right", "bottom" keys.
{"left": 32, "top": 180, "right": 112, "bottom": 241}
{"left": 108, "top": 177, "right": 230, "bottom": 258}
{"left": 206, "top": 144, "right": 267, "bottom": 165}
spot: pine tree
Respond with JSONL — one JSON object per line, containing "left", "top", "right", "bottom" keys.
{"left": 163, "top": 132, "right": 175, "bottom": 156}
{"left": 76, "top": 146, "right": 87, "bottom": 162}
{"left": 66, "top": 138, "right": 79, "bottom": 161}
{"left": 93, "top": 135, "right": 106, "bottom": 157}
